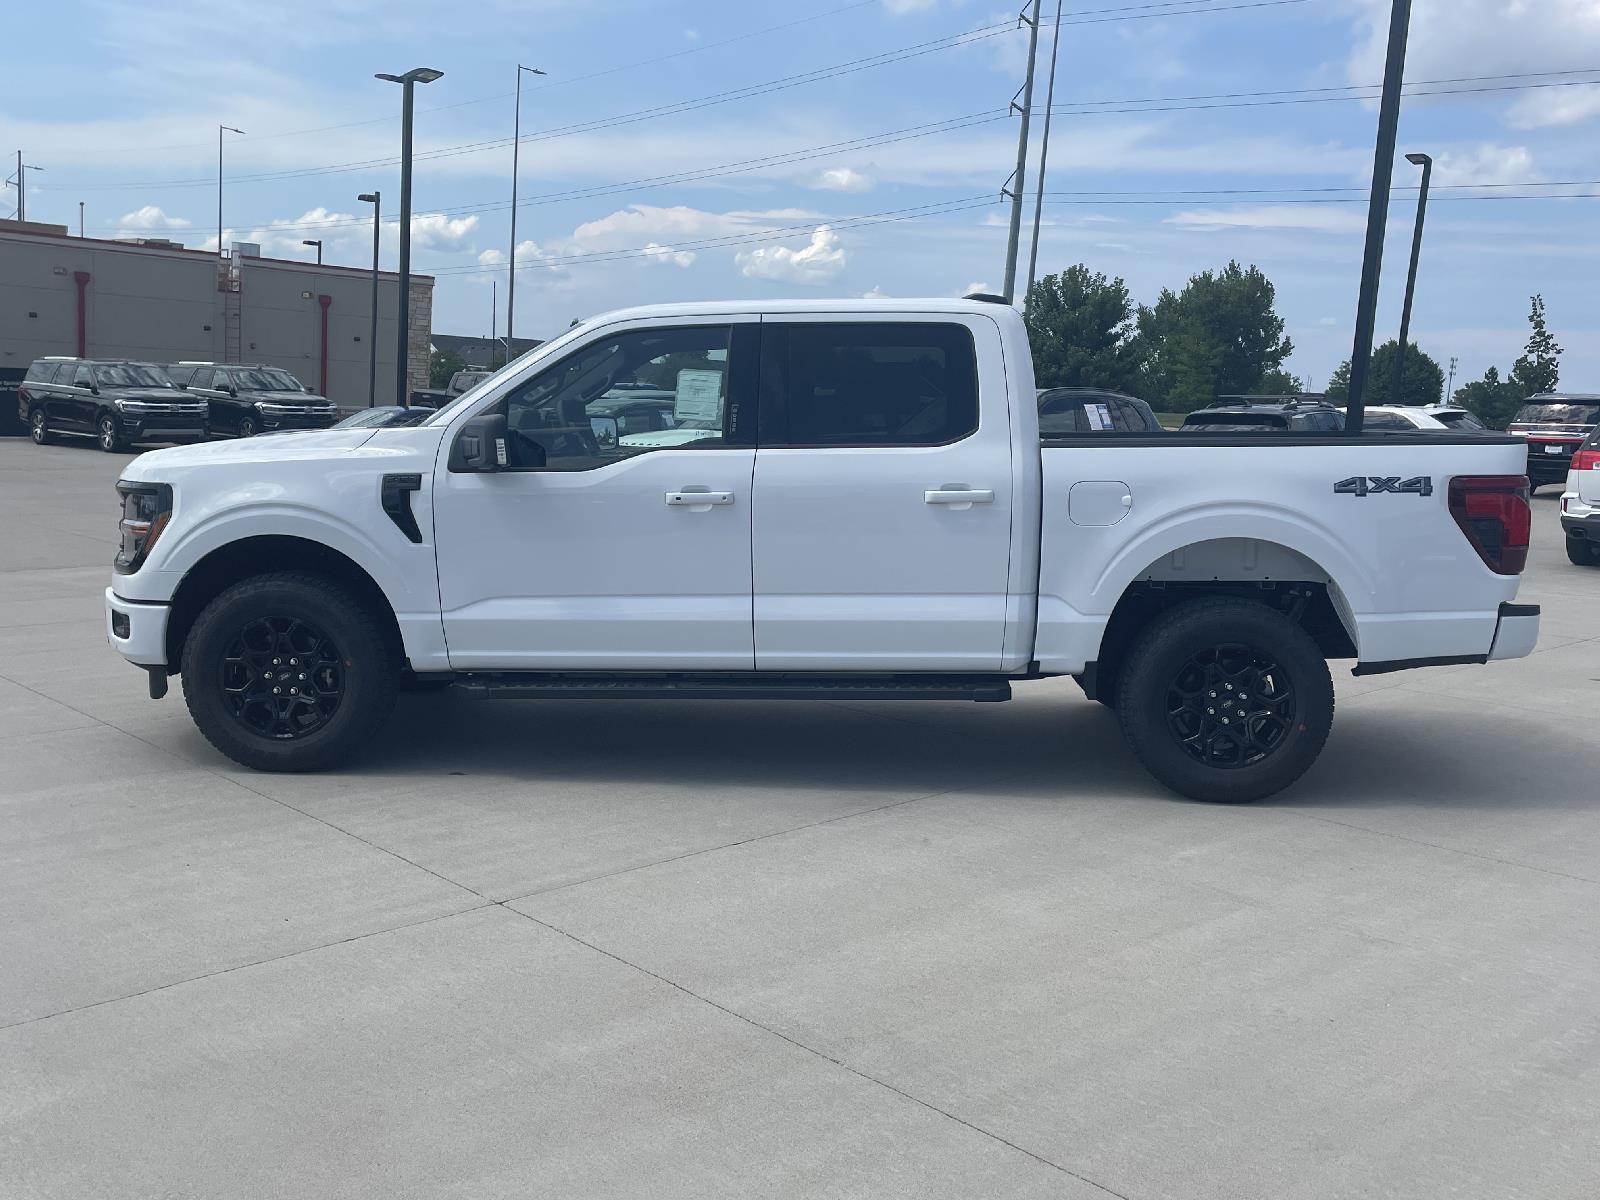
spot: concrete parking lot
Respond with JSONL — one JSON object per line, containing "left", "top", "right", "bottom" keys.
{"left": 2, "top": 434, "right": 1597, "bottom": 1199}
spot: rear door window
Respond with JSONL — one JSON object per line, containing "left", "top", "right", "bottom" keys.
{"left": 190, "top": 368, "right": 214, "bottom": 390}
{"left": 762, "top": 322, "right": 979, "bottom": 447}
{"left": 1363, "top": 412, "right": 1411, "bottom": 431}
{"left": 1111, "top": 398, "right": 1153, "bottom": 432}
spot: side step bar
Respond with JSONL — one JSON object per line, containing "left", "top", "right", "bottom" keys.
{"left": 450, "top": 671, "right": 1013, "bottom": 703}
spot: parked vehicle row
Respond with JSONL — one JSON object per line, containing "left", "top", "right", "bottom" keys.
{"left": 19, "top": 357, "right": 338, "bottom": 450}
{"left": 1508, "top": 393, "right": 1600, "bottom": 493}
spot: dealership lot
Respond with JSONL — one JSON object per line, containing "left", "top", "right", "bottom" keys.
{"left": 2, "top": 436, "right": 1597, "bottom": 1199}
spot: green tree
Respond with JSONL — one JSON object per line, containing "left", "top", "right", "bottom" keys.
{"left": 1257, "top": 368, "right": 1304, "bottom": 395}
{"left": 1023, "top": 265, "right": 1145, "bottom": 393}
{"left": 1135, "top": 260, "right": 1293, "bottom": 411}
{"left": 1510, "top": 294, "right": 1561, "bottom": 395}
{"left": 430, "top": 348, "right": 465, "bottom": 389}
{"left": 1324, "top": 340, "right": 1445, "bottom": 407}
{"left": 1454, "top": 366, "right": 1526, "bottom": 430}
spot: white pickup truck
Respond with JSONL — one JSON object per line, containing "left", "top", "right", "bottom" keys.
{"left": 106, "top": 299, "right": 1539, "bottom": 801}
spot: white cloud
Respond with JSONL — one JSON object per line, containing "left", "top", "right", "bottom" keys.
{"left": 811, "top": 166, "right": 875, "bottom": 193}
{"left": 408, "top": 213, "right": 480, "bottom": 250}
{"left": 642, "top": 242, "right": 696, "bottom": 267}
{"left": 1429, "top": 145, "right": 1541, "bottom": 187}
{"left": 883, "top": 0, "right": 940, "bottom": 11}
{"left": 477, "top": 248, "right": 505, "bottom": 267}
{"left": 1508, "top": 83, "right": 1600, "bottom": 130}
{"left": 569, "top": 204, "right": 815, "bottom": 249}
{"left": 116, "top": 205, "right": 191, "bottom": 230}
{"left": 863, "top": 285, "right": 890, "bottom": 299}
{"left": 736, "top": 225, "right": 847, "bottom": 284}
{"left": 1164, "top": 206, "right": 1368, "bottom": 235}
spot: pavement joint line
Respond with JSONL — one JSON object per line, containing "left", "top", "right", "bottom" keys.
{"left": 512, "top": 908, "right": 1136, "bottom": 1200}
{"left": 1275, "top": 808, "right": 1600, "bottom": 888}
{"left": 502, "top": 773, "right": 1021, "bottom": 907}
{"left": 1385, "top": 681, "right": 1598, "bottom": 722}
{"left": 0, "top": 668, "right": 490, "bottom": 904}
{"left": 0, "top": 902, "right": 497, "bottom": 1033}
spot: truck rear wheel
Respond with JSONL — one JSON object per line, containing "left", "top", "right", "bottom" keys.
{"left": 181, "top": 571, "right": 397, "bottom": 772}
{"left": 1115, "top": 597, "right": 1333, "bottom": 803}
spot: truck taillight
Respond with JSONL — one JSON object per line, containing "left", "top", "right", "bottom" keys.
{"left": 1448, "top": 475, "right": 1530, "bottom": 575}
{"left": 1573, "top": 448, "right": 1600, "bottom": 471}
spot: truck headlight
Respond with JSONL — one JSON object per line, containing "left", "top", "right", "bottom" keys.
{"left": 115, "top": 481, "right": 174, "bottom": 574}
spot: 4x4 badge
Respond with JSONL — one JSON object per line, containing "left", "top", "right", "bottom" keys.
{"left": 1333, "top": 476, "right": 1433, "bottom": 497}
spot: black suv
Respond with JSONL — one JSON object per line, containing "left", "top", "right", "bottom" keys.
{"left": 1037, "top": 387, "right": 1163, "bottom": 435}
{"left": 1179, "top": 396, "right": 1345, "bottom": 434}
{"left": 20, "top": 357, "right": 209, "bottom": 452}
{"left": 168, "top": 362, "right": 339, "bottom": 437}
{"left": 1507, "top": 393, "right": 1600, "bottom": 493}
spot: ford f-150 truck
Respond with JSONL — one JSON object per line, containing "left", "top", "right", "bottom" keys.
{"left": 105, "top": 299, "right": 1540, "bottom": 801}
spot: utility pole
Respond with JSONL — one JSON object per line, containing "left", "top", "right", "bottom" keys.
{"left": 1342, "top": 0, "right": 1413, "bottom": 435}
{"left": 1447, "top": 355, "right": 1458, "bottom": 400}
{"left": 1024, "top": 0, "right": 1064, "bottom": 307}
{"left": 506, "top": 63, "right": 546, "bottom": 355}
{"left": 491, "top": 280, "right": 498, "bottom": 359}
{"left": 9, "top": 153, "right": 42, "bottom": 221}
{"left": 1392, "top": 151, "right": 1432, "bottom": 407}
{"left": 78, "top": 201, "right": 84, "bottom": 237}
{"left": 1000, "top": 0, "right": 1042, "bottom": 305}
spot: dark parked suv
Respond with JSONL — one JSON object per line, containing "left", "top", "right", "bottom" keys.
{"left": 1179, "top": 396, "right": 1345, "bottom": 433}
{"left": 1507, "top": 393, "right": 1600, "bottom": 493}
{"left": 168, "top": 362, "right": 339, "bottom": 437}
{"left": 20, "top": 357, "right": 209, "bottom": 452}
{"left": 1037, "top": 387, "right": 1162, "bottom": 435}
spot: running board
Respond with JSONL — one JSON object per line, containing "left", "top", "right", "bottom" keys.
{"left": 451, "top": 671, "right": 1012, "bottom": 703}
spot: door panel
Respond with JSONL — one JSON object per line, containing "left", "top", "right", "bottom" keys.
{"left": 431, "top": 319, "right": 758, "bottom": 671}
{"left": 751, "top": 316, "right": 1015, "bottom": 671}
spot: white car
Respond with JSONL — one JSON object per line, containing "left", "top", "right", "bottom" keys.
{"left": 104, "top": 299, "right": 1539, "bottom": 802}
{"left": 1560, "top": 425, "right": 1600, "bottom": 566}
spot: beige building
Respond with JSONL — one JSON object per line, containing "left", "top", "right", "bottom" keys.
{"left": 0, "top": 219, "right": 432, "bottom": 406}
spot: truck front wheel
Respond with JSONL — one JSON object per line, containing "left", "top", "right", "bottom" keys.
{"left": 1115, "top": 598, "right": 1334, "bottom": 803}
{"left": 181, "top": 571, "right": 397, "bottom": 771}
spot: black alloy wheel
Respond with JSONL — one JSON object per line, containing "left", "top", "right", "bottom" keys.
{"left": 220, "top": 615, "right": 345, "bottom": 740}
{"left": 1165, "top": 642, "right": 1293, "bottom": 769}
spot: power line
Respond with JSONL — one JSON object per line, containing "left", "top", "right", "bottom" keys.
{"left": 56, "top": 0, "right": 1317, "bottom": 192}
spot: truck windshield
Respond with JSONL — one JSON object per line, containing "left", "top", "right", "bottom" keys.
{"left": 95, "top": 364, "right": 173, "bottom": 388}
{"left": 234, "top": 369, "right": 304, "bottom": 392}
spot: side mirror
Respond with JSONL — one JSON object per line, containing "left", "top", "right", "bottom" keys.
{"left": 225, "top": 385, "right": 237, "bottom": 396}
{"left": 449, "top": 413, "right": 509, "bottom": 472}
{"left": 589, "top": 415, "right": 619, "bottom": 447}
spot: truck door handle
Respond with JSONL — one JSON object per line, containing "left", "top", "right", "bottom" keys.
{"left": 924, "top": 489, "right": 994, "bottom": 505}
{"left": 665, "top": 490, "right": 734, "bottom": 507}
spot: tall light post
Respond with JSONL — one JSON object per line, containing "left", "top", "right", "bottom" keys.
{"left": 358, "top": 191, "right": 381, "bottom": 407}
{"left": 506, "top": 63, "right": 546, "bottom": 355}
{"left": 301, "top": 238, "right": 323, "bottom": 264}
{"left": 376, "top": 68, "right": 443, "bottom": 405}
{"left": 7, "top": 155, "right": 43, "bottom": 221}
{"left": 217, "top": 125, "right": 245, "bottom": 257}
{"left": 1392, "top": 151, "right": 1432, "bottom": 407}
{"left": 1341, "top": 0, "right": 1412, "bottom": 435}
{"left": 1024, "top": 0, "right": 1064, "bottom": 307}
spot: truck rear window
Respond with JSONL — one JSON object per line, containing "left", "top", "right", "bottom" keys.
{"left": 1514, "top": 403, "right": 1600, "bottom": 425}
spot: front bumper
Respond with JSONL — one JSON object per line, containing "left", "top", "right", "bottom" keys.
{"left": 105, "top": 588, "right": 170, "bottom": 667}
{"left": 1487, "top": 601, "right": 1540, "bottom": 662}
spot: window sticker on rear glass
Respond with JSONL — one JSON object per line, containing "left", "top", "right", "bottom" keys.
{"left": 1085, "top": 402, "right": 1112, "bottom": 430}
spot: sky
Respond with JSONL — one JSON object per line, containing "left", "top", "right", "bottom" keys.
{"left": 5, "top": 0, "right": 1598, "bottom": 393}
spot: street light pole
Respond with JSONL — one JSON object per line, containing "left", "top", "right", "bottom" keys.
{"left": 1024, "top": 0, "right": 1064, "bottom": 307}
{"left": 506, "top": 63, "right": 546, "bottom": 356}
{"left": 1000, "top": 0, "right": 1042, "bottom": 305}
{"left": 1392, "top": 151, "right": 1432, "bottom": 407}
{"left": 217, "top": 126, "right": 245, "bottom": 257}
{"left": 302, "top": 238, "right": 323, "bottom": 264}
{"left": 358, "top": 192, "right": 381, "bottom": 407}
{"left": 1341, "top": 0, "right": 1412, "bottom": 435}
{"left": 8, "top": 154, "right": 43, "bottom": 222}
{"left": 376, "top": 68, "right": 444, "bottom": 406}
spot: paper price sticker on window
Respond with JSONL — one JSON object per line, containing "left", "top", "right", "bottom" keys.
{"left": 1085, "top": 402, "right": 1112, "bottom": 431}
{"left": 674, "top": 369, "right": 724, "bottom": 423}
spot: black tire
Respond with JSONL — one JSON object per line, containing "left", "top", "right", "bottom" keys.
{"left": 1527, "top": 481, "right": 1541, "bottom": 495}
{"left": 1568, "top": 536, "right": 1600, "bottom": 567}
{"left": 97, "top": 414, "right": 125, "bottom": 453}
{"left": 237, "top": 415, "right": 258, "bottom": 438}
{"left": 181, "top": 571, "right": 397, "bottom": 771}
{"left": 29, "top": 409, "right": 54, "bottom": 445}
{"left": 1115, "top": 597, "right": 1334, "bottom": 803}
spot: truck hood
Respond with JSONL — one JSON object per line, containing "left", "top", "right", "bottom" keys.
{"left": 124, "top": 429, "right": 377, "bottom": 478}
